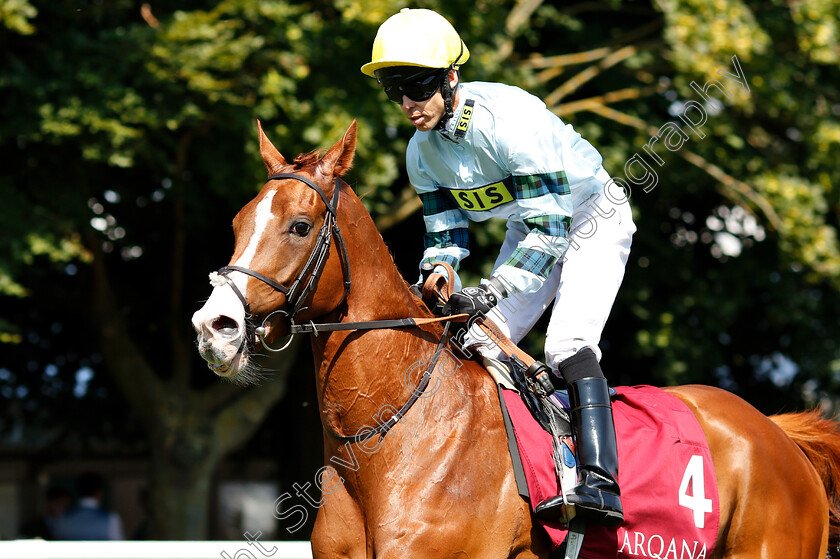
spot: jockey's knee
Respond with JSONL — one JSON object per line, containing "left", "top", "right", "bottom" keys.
{"left": 555, "top": 347, "right": 604, "bottom": 384}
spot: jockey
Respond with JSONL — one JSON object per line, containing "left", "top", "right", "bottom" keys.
{"left": 361, "top": 8, "right": 635, "bottom": 527}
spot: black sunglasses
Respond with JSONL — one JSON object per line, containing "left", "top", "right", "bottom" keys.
{"left": 376, "top": 69, "right": 446, "bottom": 103}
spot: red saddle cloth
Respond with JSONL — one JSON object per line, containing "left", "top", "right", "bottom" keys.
{"left": 501, "top": 385, "right": 719, "bottom": 559}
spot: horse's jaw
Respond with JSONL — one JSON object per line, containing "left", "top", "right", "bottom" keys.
{"left": 196, "top": 338, "right": 248, "bottom": 377}
{"left": 191, "top": 284, "right": 250, "bottom": 379}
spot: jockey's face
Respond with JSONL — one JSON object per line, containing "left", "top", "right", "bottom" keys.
{"left": 399, "top": 70, "right": 459, "bottom": 132}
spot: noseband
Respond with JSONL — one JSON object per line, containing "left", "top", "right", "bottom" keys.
{"left": 211, "top": 172, "right": 352, "bottom": 352}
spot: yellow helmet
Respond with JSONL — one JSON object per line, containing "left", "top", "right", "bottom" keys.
{"left": 360, "top": 8, "right": 470, "bottom": 77}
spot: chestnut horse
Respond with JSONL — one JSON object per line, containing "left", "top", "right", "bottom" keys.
{"left": 192, "top": 121, "right": 840, "bottom": 558}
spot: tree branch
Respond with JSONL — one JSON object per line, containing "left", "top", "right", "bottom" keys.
{"left": 140, "top": 3, "right": 160, "bottom": 29}
{"left": 523, "top": 20, "right": 663, "bottom": 71}
{"left": 678, "top": 150, "right": 784, "bottom": 231}
{"left": 196, "top": 378, "right": 242, "bottom": 414}
{"left": 569, "top": 104, "right": 784, "bottom": 231}
{"left": 551, "top": 86, "right": 658, "bottom": 117}
{"left": 210, "top": 371, "right": 292, "bottom": 455}
{"left": 525, "top": 46, "right": 615, "bottom": 70}
{"left": 208, "top": 334, "right": 306, "bottom": 453}
{"left": 197, "top": 336, "right": 304, "bottom": 414}
{"left": 585, "top": 102, "right": 653, "bottom": 130}
{"left": 171, "top": 130, "right": 195, "bottom": 390}
{"left": 374, "top": 183, "right": 422, "bottom": 232}
{"left": 497, "top": 0, "right": 545, "bottom": 61}
{"left": 558, "top": 1, "right": 659, "bottom": 17}
{"left": 545, "top": 44, "right": 641, "bottom": 106}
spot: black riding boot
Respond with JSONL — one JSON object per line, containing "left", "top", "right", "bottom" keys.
{"left": 535, "top": 350, "right": 624, "bottom": 527}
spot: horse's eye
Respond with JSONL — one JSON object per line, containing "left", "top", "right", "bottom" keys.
{"left": 291, "top": 222, "right": 312, "bottom": 237}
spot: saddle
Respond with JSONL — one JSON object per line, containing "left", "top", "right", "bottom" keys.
{"left": 486, "top": 357, "right": 580, "bottom": 519}
{"left": 417, "top": 263, "right": 580, "bottom": 507}
{"left": 418, "top": 263, "right": 589, "bottom": 556}
{"left": 418, "top": 264, "right": 721, "bottom": 559}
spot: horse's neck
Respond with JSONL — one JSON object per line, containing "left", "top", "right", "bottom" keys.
{"left": 311, "top": 184, "right": 456, "bottom": 437}
{"left": 330, "top": 182, "right": 425, "bottom": 325}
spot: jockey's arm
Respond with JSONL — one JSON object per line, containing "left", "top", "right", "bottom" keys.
{"left": 412, "top": 183, "right": 470, "bottom": 291}
{"left": 489, "top": 213, "right": 571, "bottom": 296}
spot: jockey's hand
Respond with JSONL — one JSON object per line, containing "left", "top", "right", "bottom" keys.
{"left": 417, "top": 264, "right": 463, "bottom": 293}
{"left": 443, "top": 285, "right": 499, "bottom": 318}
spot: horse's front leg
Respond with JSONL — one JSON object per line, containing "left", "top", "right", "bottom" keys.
{"left": 311, "top": 476, "right": 368, "bottom": 559}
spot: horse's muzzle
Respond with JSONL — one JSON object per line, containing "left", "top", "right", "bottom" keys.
{"left": 191, "top": 284, "right": 249, "bottom": 376}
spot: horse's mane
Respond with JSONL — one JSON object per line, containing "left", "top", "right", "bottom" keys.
{"left": 293, "top": 149, "right": 323, "bottom": 169}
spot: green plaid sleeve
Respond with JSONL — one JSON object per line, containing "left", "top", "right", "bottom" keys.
{"left": 420, "top": 228, "right": 469, "bottom": 270}
{"left": 419, "top": 190, "right": 458, "bottom": 216}
{"left": 523, "top": 215, "right": 572, "bottom": 239}
{"left": 423, "top": 228, "right": 469, "bottom": 251}
{"left": 420, "top": 253, "right": 461, "bottom": 269}
{"left": 416, "top": 187, "right": 469, "bottom": 271}
{"left": 500, "top": 216, "right": 571, "bottom": 280}
{"left": 502, "top": 247, "right": 558, "bottom": 280}
{"left": 512, "top": 171, "right": 570, "bottom": 199}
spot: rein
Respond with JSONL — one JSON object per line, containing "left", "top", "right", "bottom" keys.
{"left": 324, "top": 320, "right": 453, "bottom": 444}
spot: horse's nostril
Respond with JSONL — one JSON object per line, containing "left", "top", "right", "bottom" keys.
{"left": 211, "top": 316, "right": 239, "bottom": 337}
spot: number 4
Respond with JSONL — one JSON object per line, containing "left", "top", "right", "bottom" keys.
{"left": 679, "top": 455, "right": 713, "bottom": 528}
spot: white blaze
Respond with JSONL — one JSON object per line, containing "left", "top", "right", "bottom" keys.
{"left": 231, "top": 190, "right": 277, "bottom": 299}
{"left": 191, "top": 188, "right": 278, "bottom": 371}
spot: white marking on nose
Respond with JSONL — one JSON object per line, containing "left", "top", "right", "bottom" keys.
{"left": 232, "top": 190, "right": 276, "bottom": 299}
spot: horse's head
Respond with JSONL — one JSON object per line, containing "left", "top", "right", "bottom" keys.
{"left": 191, "top": 120, "right": 357, "bottom": 382}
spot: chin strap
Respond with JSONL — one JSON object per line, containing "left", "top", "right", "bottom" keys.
{"left": 433, "top": 41, "right": 465, "bottom": 131}
{"left": 434, "top": 74, "right": 456, "bottom": 131}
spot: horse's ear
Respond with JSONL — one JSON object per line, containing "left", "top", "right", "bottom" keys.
{"left": 257, "top": 120, "right": 288, "bottom": 175}
{"left": 318, "top": 120, "right": 357, "bottom": 178}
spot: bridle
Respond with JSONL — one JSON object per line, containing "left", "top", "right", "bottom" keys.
{"left": 211, "top": 172, "right": 352, "bottom": 353}
{"left": 206, "top": 171, "right": 470, "bottom": 444}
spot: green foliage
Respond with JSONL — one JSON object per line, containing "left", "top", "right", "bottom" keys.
{"left": 655, "top": 0, "right": 770, "bottom": 77}
{"left": 1, "top": 0, "right": 840, "bottom": 456}
{"left": 756, "top": 173, "right": 840, "bottom": 281}
{"left": 0, "top": 0, "right": 37, "bottom": 34}
{"left": 505, "top": 0, "right": 840, "bottom": 408}
{"left": 790, "top": 0, "right": 840, "bottom": 64}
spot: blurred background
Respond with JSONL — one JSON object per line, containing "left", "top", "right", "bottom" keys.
{"left": 1, "top": 0, "right": 838, "bottom": 543}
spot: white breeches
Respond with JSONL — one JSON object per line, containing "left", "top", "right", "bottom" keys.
{"left": 466, "top": 190, "right": 635, "bottom": 371}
